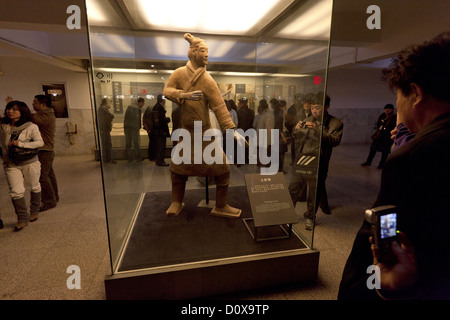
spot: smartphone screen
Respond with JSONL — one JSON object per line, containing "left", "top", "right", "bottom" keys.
{"left": 379, "top": 213, "right": 397, "bottom": 240}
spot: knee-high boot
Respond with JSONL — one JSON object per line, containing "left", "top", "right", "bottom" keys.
{"left": 171, "top": 173, "right": 186, "bottom": 203}
{"left": 30, "top": 191, "right": 41, "bottom": 222}
{"left": 215, "top": 184, "right": 228, "bottom": 208}
{"left": 166, "top": 173, "right": 187, "bottom": 216}
{"left": 12, "top": 197, "right": 29, "bottom": 231}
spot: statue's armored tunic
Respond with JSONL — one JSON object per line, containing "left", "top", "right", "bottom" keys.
{"left": 163, "top": 60, "right": 235, "bottom": 177}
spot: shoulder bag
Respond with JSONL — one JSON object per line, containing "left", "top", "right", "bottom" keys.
{"left": 8, "top": 129, "right": 39, "bottom": 163}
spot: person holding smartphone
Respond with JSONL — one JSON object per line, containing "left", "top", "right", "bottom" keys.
{"left": 339, "top": 32, "right": 450, "bottom": 300}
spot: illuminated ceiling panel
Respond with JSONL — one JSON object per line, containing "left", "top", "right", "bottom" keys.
{"left": 84, "top": 0, "right": 334, "bottom": 72}
{"left": 123, "top": 0, "right": 295, "bottom": 36}
{"left": 86, "top": 0, "right": 109, "bottom": 25}
{"left": 153, "top": 36, "right": 239, "bottom": 60}
{"left": 89, "top": 33, "right": 135, "bottom": 57}
{"left": 270, "top": 0, "right": 333, "bottom": 40}
{"left": 86, "top": 0, "right": 127, "bottom": 28}
{"left": 256, "top": 43, "right": 327, "bottom": 63}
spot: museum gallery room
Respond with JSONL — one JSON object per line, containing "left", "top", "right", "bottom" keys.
{"left": 0, "top": 0, "right": 449, "bottom": 303}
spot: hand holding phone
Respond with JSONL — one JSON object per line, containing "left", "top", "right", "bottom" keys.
{"left": 370, "top": 231, "right": 418, "bottom": 294}
{"left": 365, "top": 205, "right": 399, "bottom": 264}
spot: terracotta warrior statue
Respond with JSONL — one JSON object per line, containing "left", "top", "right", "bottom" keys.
{"left": 163, "top": 33, "right": 247, "bottom": 218}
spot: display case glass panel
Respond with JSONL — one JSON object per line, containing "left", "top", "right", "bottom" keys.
{"left": 86, "top": 0, "right": 333, "bottom": 287}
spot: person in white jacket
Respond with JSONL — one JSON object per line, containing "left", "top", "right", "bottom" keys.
{"left": 0, "top": 100, "right": 44, "bottom": 231}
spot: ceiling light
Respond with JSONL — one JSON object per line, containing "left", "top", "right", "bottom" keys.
{"left": 154, "top": 36, "right": 187, "bottom": 58}
{"left": 128, "top": 0, "right": 293, "bottom": 35}
{"left": 85, "top": 0, "right": 109, "bottom": 24}
{"left": 90, "top": 34, "right": 135, "bottom": 56}
{"left": 97, "top": 68, "right": 163, "bottom": 73}
{"left": 213, "top": 72, "right": 268, "bottom": 77}
{"left": 271, "top": 73, "right": 308, "bottom": 78}
{"left": 96, "top": 68, "right": 307, "bottom": 78}
{"left": 273, "top": 0, "right": 333, "bottom": 40}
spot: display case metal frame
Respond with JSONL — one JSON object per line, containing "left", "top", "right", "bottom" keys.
{"left": 85, "top": 0, "right": 333, "bottom": 299}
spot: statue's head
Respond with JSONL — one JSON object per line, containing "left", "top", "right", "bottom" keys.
{"left": 184, "top": 33, "right": 209, "bottom": 67}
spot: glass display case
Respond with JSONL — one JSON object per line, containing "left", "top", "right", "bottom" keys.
{"left": 85, "top": 0, "right": 334, "bottom": 299}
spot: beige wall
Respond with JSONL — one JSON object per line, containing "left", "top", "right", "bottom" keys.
{"left": 326, "top": 66, "right": 396, "bottom": 144}
{"left": 0, "top": 56, "right": 95, "bottom": 156}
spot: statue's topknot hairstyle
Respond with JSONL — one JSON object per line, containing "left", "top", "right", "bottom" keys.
{"left": 184, "top": 33, "right": 205, "bottom": 48}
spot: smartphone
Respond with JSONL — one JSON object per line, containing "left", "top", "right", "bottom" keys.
{"left": 365, "top": 205, "right": 399, "bottom": 263}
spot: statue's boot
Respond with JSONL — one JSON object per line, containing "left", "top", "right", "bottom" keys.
{"left": 166, "top": 173, "right": 186, "bottom": 216}
{"left": 210, "top": 184, "right": 241, "bottom": 218}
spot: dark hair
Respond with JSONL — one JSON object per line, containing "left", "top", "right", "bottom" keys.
{"left": 138, "top": 97, "right": 145, "bottom": 103}
{"left": 303, "top": 93, "right": 315, "bottom": 104}
{"left": 382, "top": 32, "right": 450, "bottom": 102}
{"left": 157, "top": 94, "right": 165, "bottom": 103}
{"left": 271, "top": 98, "right": 281, "bottom": 113}
{"left": 270, "top": 98, "right": 279, "bottom": 106}
{"left": 258, "top": 99, "right": 268, "bottom": 114}
{"left": 229, "top": 99, "right": 237, "bottom": 110}
{"left": 311, "top": 92, "right": 325, "bottom": 106}
{"left": 101, "top": 97, "right": 111, "bottom": 106}
{"left": 34, "top": 94, "right": 52, "bottom": 107}
{"left": 224, "top": 99, "right": 231, "bottom": 111}
{"left": 384, "top": 103, "right": 394, "bottom": 109}
{"left": 2, "top": 100, "right": 33, "bottom": 126}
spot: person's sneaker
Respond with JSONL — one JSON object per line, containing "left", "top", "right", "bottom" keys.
{"left": 14, "top": 221, "right": 28, "bottom": 231}
{"left": 0, "top": 219, "right": 4, "bottom": 229}
{"left": 305, "top": 219, "right": 313, "bottom": 231}
{"left": 361, "top": 162, "right": 371, "bottom": 166}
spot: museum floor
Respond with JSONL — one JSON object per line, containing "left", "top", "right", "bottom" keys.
{"left": 0, "top": 144, "right": 383, "bottom": 300}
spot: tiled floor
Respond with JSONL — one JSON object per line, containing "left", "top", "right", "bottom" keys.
{"left": 0, "top": 144, "right": 384, "bottom": 300}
